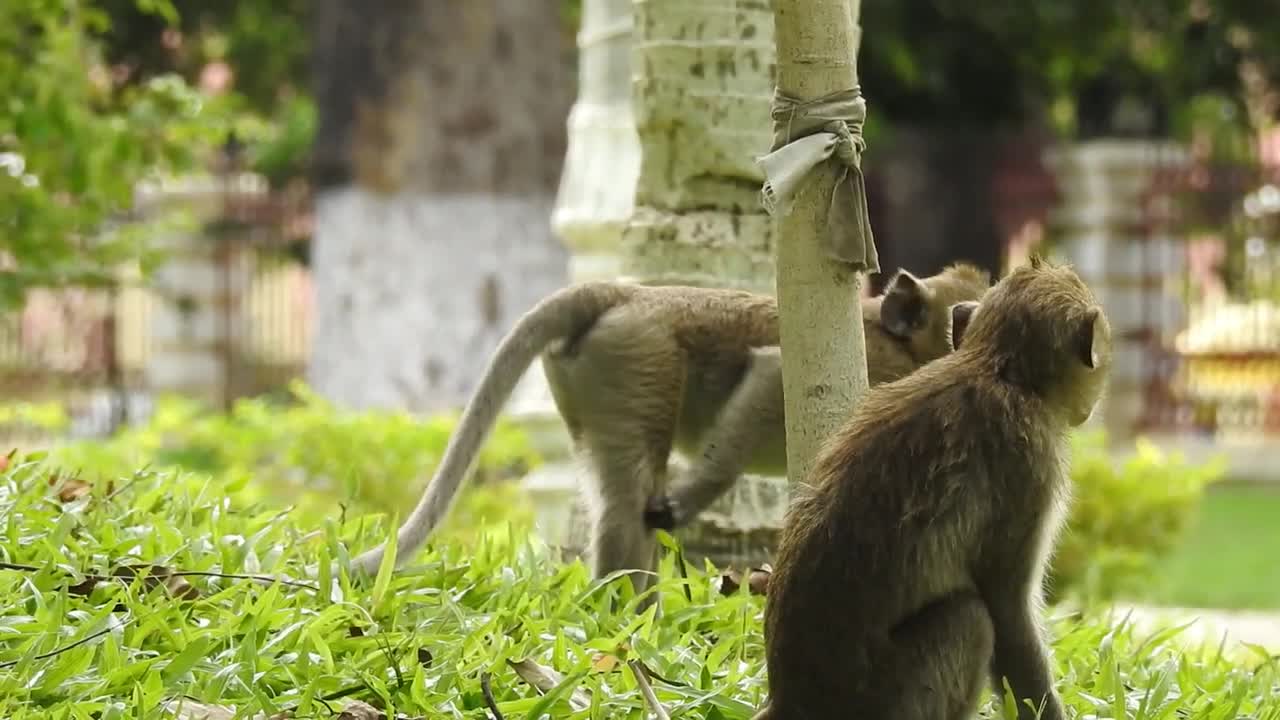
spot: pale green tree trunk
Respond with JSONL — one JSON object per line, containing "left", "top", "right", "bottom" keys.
{"left": 771, "top": 0, "right": 869, "bottom": 483}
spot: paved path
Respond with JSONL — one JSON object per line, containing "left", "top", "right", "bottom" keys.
{"left": 1112, "top": 604, "right": 1280, "bottom": 654}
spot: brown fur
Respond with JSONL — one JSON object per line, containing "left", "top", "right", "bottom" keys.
{"left": 643, "top": 264, "right": 990, "bottom": 533}
{"left": 546, "top": 265, "right": 990, "bottom": 600}
{"left": 342, "top": 265, "right": 991, "bottom": 606}
{"left": 755, "top": 258, "right": 1112, "bottom": 720}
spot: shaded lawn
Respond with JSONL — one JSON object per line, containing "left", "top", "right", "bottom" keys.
{"left": 1135, "top": 483, "right": 1280, "bottom": 610}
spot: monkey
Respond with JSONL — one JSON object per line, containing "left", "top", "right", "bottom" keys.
{"left": 641, "top": 287, "right": 986, "bottom": 534}
{"left": 753, "top": 257, "right": 1111, "bottom": 720}
{"left": 340, "top": 263, "right": 991, "bottom": 599}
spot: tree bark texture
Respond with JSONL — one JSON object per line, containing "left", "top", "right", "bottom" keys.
{"left": 771, "top": 0, "right": 869, "bottom": 484}
{"left": 308, "top": 0, "right": 573, "bottom": 412}
{"left": 622, "top": 0, "right": 777, "bottom": 292}
{"left": 604, "top": 0, "right": 788, "bottom": 570}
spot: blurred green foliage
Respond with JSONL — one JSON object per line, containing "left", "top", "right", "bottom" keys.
{"left": 561, "top": 0, "right": 1276, "bottom": 143}
{"left": 8, "top": 388, "right": 1226, "bottom": 607}
{"left": 46, "top": 381, "right": 542, "bottom": 541}
{"left": 12, "top": 0, "right": 1274, "bottom": 309}
{"left": 94, "top": 0, "right": 315, "bottom": 184}
{"left": 1053, "top": 430, "right": 1226, "bottom": 605}
{"left": 0, "top": 0, "right": 224, "bottom": 307}
{"left": 857, "top": 0, "right": 1278, "bottom": 140}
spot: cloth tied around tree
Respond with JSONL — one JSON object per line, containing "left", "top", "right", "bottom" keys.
{"left": 758, "top": 87, "right": 879, "bottom": 273}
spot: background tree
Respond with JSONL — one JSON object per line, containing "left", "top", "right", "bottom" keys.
{"left": 306, "top": 1, "right": 575, "bottom": 412}
{"left": 0, "top": 0, "right": 215, "bottom": 307}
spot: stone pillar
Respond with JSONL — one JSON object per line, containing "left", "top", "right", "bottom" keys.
{"left": 1043, "top": 140, "right": 1189, "bottom": 443}
{"left": 521, "top": 0, "right": 642, "bottom": 555}
{"left": 135, "top": 174, "right": 263, "bottom": 410}
{"left": 524, "top": 0, "right": 789, "bottom": 571}
{"left": 621, "top": 0, "right": 776, "bottom": 292}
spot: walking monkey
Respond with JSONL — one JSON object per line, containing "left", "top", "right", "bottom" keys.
{"left": 343, "top": 264, "right": 991, "bottom": 597}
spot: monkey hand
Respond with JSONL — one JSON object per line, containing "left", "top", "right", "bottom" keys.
{"left": 644, "top": 496, "right": 678, "bottom": 531}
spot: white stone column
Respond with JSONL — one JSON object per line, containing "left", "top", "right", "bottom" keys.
{"left": 1043, "top": 140, "right": 1189, "bottom": 442}
{"left": 520, "top": 0, "right": 642, "bottom": 556}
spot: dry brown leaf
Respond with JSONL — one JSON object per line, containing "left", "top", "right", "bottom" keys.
{"left": 591, "top": 652, "right": 619, "bottom": 672}
{"left": 114, "top": 564, "right": 202, "bottom": 601}
{"left": 161, "top": 699, "right": 240, "bottom": 719}
{"left": 160, "top": 700, "right": 293, "bottom": 720}
{"left": 719, "top": 564, "right": 772, "bottom": 597}
{"left": 48, "top": 472, "right": 114, "bottom": 503}
{"left": 335, "top": 702, "right": 383, "bottom": 720}
{"left": 334, "top": 700, "right": 419, "bottom": 720}
{"left": 747, "top": 567, "right": 772, "bottom": 595}
{"left": 507, "top": 658, "right": 592, "bottom": 710}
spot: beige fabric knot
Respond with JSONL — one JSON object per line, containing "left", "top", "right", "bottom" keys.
{"left": 758, "top": 88, "right": 879, "bottom": 272}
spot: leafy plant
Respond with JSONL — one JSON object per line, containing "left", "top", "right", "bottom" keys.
{"left": 47, "top": 380, "right": 542, "bottom": 540}
{"left": 1052, "top": 430, "right": 1227, "bottom": 604}
{"left": 0, "top": 449, "right": 1276, "bottom": 718}
{"left": 0, "top": 0, "right": 223, "bottom": 307}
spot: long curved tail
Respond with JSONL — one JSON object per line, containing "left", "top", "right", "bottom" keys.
{"left": 345, "top": 281, "right": 638, "bottom": 578}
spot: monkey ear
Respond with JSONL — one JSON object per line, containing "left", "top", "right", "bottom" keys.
{"left": 1078, "top": 308, "right": 1102, "bottom": 369}
{"left": 880, "top": 271, "right": 928, "bottom": 338}
{"left": 949, "top": 301, "right": 978, "bottom": 350}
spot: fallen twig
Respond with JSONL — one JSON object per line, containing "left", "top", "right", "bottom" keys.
{"left": 480, "top": 671, "right": 505, "bottom": 720}
{"left": 0, "top": 617, "right": 134, "bottom": 669}
{"left": 507, "top": 658, "right": 592, "bottom": 711}
{"left": 0, "top": 561, "right": 319, "bottom": 594}
{"left": 627, "top": 659, "right": 670, "bottom": 720}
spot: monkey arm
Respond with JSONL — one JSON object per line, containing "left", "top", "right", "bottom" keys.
{"left": 646, "top": 347, "right": 784, "bottom": 530}
{"left": 981, "top": 563, "right": 1064, "bottom": 720}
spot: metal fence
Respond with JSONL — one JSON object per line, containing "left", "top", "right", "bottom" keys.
{"left": 0, "top": 179, "right": 314, "bottom": 446}
{"left": 1136, "top": 146, "right": 1280, "bottom": 444}
{"left": 4, "top": 134, "right": 1280, "bottom": 453}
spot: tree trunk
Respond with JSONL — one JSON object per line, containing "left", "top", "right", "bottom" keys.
{"left": 308, "top": 1, "right": 572, "bottom": 412}
{"left": 771, "top": 0, "right": 869, "bottom": 483}
{"left": 621, "top": 0, "right": 777, "bottom": 292}
{"left": 613, "top": 0, "right": 784, "bottom": 570}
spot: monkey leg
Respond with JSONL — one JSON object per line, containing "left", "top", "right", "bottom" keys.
{"left": 880, "top": 591, "right": 995, "bottom": 720}
{"left": 585, "top": 447, "right": 666, "bottom": 608}
{"left": 662, "top": 347, "right": 784, "bottom": 527}
{"left": 985, "top": 591, "right": 1065, "bottom": 720}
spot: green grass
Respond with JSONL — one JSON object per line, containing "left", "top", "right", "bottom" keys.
{"left": 1, "top": 458, "right": 1278, "bottom": 719}
{"left": 1135, "top": 483, "right": 1280, "bottom": 610}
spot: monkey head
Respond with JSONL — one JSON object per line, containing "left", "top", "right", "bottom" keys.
{"left": 959, "top": 257, "right": 1112, "bottom": 427}
{"left": 880, "top": 263, "right": 992, "bottom": 361}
